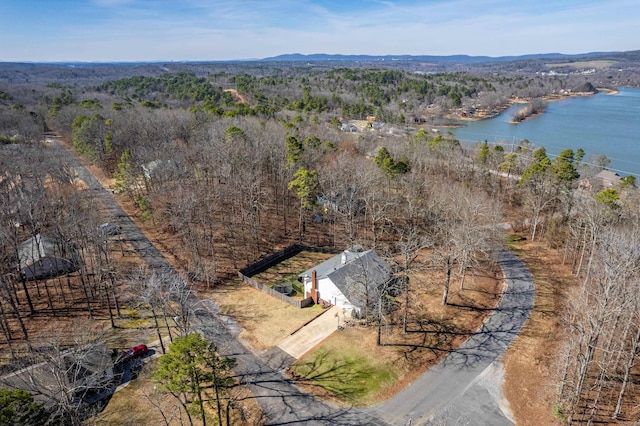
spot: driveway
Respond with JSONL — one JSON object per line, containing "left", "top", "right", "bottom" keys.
{"left": 277, "top": 305, "right": 341, "bottom": 359}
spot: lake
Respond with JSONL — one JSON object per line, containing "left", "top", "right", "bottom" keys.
{"left": 451, "top": 87, "right": 640, "bottom": 177}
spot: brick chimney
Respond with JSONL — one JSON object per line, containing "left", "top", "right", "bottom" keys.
{"left": 309, "top": 269, "right": 318, "bottom": 304}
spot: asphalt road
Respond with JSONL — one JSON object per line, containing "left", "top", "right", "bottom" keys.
{"left": 373, "top": 248, "right": 535, "bottom": 425}
{"left": 50, "top": 138, "right": 534, "bottom": 425}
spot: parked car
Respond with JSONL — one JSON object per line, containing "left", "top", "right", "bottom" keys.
{"left": 123, "top": 344, "right": 148, "bottom": 361}
{"left": 97, "top": 222, "right": 121, "bottom": 237}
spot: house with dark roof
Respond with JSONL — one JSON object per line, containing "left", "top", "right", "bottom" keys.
{"left": 17, "top": 234, "right": 78, "bottom": 281}
{"left": 300, "top": 249, "right": 392, "bottom": 317}
{"left": 0, "top": 342, "right": 114, "bottom": 408}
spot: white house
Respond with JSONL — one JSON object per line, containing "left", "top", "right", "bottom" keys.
{"left": 300, "top": 249, "right": 392, "bottom": 317}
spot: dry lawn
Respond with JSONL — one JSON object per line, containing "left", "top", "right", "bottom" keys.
{"left": 251, "top": 250, "right": 334, "bottom": 277}
{"left": 208, "top": 279, "right": 325, "bottom": 350}
{"left": 250, "top": 250, "right": 335, "bottom": 298}
{"left": 96, "top": 358, "right": 264, "bottom": 426}
{"left": 96, "top": 359, "right": 176, "bottom": 426}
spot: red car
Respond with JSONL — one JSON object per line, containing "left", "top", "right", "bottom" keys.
{"left": 123, "top": 344, "right": 148, "bottom": 360}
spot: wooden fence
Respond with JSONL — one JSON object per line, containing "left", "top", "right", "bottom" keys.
{"left": 238, "top": 244, "right": 338, "bottom": 309}
{"left": 238, "top": 274, "right": 314, "bottom": 308}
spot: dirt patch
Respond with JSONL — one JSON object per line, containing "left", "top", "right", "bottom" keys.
{"left": 502, "top": 236, "right": 574, "bottom": 426}
{"left": 224, "top": 89, "right": 248, "bottom": 104}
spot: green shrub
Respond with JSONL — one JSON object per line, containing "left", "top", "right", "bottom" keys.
{"left": 552, "top": 404, "right": 565, "bottom": 421}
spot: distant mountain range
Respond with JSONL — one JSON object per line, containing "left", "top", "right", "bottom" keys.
{"left": 4, "top": 50, "right": 639, "bottom": 67}
{"left": 260, "top": 52, "right": 621, "bottom": 63}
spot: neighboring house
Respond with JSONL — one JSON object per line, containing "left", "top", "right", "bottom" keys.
{"left": 300, "top": 249, "right": 392, "bottom": 317}
{"left": 0, "top": 342, "right": 114, "bottom": 408}
{"left": 142, "top": 159, "right": 171, "bottom": 180}
{"left": 594, "top": 170, "right": 621, "bottom": 189}
{"left": 341, "top": 122, "right": 358, "bottom": 133}
{"left": 317, "top": 188, "right": 364, "bottom": 216}
{"left": 17, "top": 234, "right": 79, "bottom": 281}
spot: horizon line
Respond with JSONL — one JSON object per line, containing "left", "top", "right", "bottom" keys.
{"left": 0, "top": 50, "right": 630, "bottom": 65}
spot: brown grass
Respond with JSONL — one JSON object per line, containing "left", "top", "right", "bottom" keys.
{"left": 252, "top": 251, "right": 335, "bottom": 283}
{"left": 250, "top": 250, "right": 335, "bottom": 298}
{"left": 96, "top": 359, "right": 171, "bottom": 425}
{"left": 96, "top": 358, "right": 264, "bottom": 426}
{"left": 208, "top": 279, "right": 325, "bottom": 350}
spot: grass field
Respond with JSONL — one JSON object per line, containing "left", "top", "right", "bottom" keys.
{"left": 546, "top": 60, "right": 617, "bottom": 69}
{"left": 291, "top": 327, "right": 399, "bottom": 406}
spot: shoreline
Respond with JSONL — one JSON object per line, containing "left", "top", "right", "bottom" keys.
{"left": 597, "top": 87, "right": 619, "bottom": 95}
{"left": 507, "top": 88, "right": 618, "bottom": 124}
{"left": 508, "top": 110, "right": 543, "bottom": 124}
{"left": 456, "top": 88, "right": 619, "bottom": 125}
{"left": 424, "top": 87, "right": 622, "bottom": 129}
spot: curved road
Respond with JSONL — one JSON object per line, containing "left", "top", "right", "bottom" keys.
{"left": 373, "top": 248, "right": 534, "bottom": 425}
{"left": 50, "top": 137, "right": 534, "bottom": 425}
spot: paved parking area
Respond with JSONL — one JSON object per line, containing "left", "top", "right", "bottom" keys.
{"left": 276, "top": 305, "right": 341, "bottom": 359}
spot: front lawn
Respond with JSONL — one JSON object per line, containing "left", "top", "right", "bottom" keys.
{"left": 291, "top": 327, "right": 398, "bottom": 406}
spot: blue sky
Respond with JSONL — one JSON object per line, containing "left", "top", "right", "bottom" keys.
{"left": 1, "top": 0, "right": 639, "bottom": 62}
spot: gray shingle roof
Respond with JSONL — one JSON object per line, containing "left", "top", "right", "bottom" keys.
{"left": 17, "top": 234, "right": 59, "bottom": 269}
{"left": 300, "top": 250, "right": 392, "bottom": 310}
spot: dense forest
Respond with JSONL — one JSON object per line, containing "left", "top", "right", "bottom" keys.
{"left": 1, "top": 54, "right": 640, "bottom": 424}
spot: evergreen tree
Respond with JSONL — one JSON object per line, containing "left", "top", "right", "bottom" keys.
{"left": 478, "top": 140, "right": 490, "bottom": 165}
{"left": 153, "top": 333, "right": 236, "bottom": 426}
{"left": 0, "top": 389, "right": 49, "bottom": 426}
